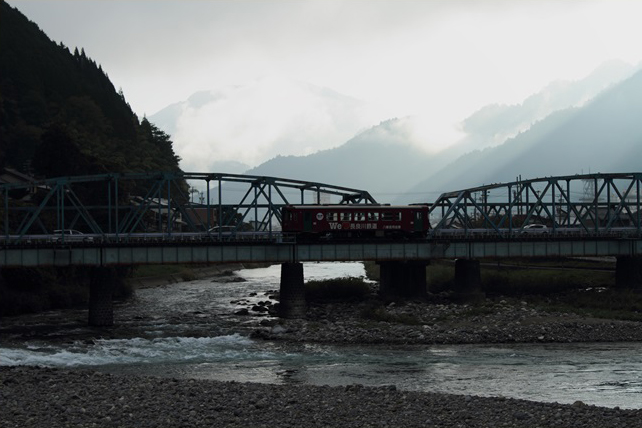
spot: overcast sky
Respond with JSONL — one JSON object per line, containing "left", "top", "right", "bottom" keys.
{"left": 9, "top": 0, "right": 642, "bottom": 169}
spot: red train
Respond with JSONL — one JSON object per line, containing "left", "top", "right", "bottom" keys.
{"left": 281, "top": 204, "right": 431, "bottom": 240}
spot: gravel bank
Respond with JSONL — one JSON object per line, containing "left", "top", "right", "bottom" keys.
{"left": 250, "top": 297, "right": 642, "bottom": 345}
{"left": 2, "top": 366, "right": 641, "bottom": 428}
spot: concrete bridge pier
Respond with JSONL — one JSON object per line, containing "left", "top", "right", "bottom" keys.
{"left": 88, "top": 266, "right": 115, "bottom": 326}
{"left": 453, "top": 259, "right": 485, "bottom": 302}
{"left": 279, "top": 262, "right": 307, "bottom": 318}
{"left": 615, "top": 256, "right": 642, "bottom": 289}
{"left": 378, "top": 261, "right": 428, "bottom": 298}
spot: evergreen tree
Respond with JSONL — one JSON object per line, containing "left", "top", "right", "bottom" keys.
{"left": 32, "top": 123, "right": 89, "bottom": 178}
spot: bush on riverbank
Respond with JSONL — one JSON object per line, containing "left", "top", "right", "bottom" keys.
{"left": 0, "top": 267, "right": 83, "bottom": 315}
{"left": 0, "top": 266, "right": 133, "bottom": 317}
{"left": 482, "top": 267, "right": 614, "bottom": 295}
{"left": 363, "top": 261, "right": 455, "bottom": 293}
{"left": 361, "top": 259, "right": 642, "bottom": 321}
{"left": 528, "top": 288, "right": 642, "bottom": 322}
{"left": 364, "top": 260, "right": 615, "bottom": 296}
{"left": 305, "top": 277, "right": 372, "bottom": 303}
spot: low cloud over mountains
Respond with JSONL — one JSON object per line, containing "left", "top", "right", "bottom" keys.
{"left": 152, "top": 61, "right": 640, "bottom": 203}
{"left": 150, "top": 76, "right": 390, "bottom": 173}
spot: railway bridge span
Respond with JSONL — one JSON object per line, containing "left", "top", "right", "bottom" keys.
{"left": 2, "top": 172, "right": 641, "bottom": 324}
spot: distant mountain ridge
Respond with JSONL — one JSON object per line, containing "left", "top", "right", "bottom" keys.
{"left": 401, "top": 68, "right": 642, "bottom": 202}
{"left": 245, "top": 118, "right": 454, "bottom": 200}
{"left": 244, "top": 64, "right": 641, "bottom": 204}
{"left": 148, "top": 60, "right": 640, "bottom": 204}
{"left": 457, "top": 59, "right": 635, "bottom": 152}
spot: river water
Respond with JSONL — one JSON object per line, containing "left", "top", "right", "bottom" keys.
{"left": 1, "top": 262, "right": 641, "bottom": 409}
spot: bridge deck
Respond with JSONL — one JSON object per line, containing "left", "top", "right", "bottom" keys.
{"left": 2, "top": 236, "right": 640, "bottom": 267}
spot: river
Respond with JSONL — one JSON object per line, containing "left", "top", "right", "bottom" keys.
{"left": 1, "top": 262, "right": 641, "bottom": 409}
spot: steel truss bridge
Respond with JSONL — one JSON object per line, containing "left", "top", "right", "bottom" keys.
{"left": 1, "top": 171, "right": 375, "bottom": 239}
{"left": 1, "top": 172, "right": 641, "bottom": 267}
{"left": 430, "top": 172, "right": 641, "bottom": 237}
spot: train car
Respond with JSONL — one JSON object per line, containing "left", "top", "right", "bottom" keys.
{"left": 281, "top": 204, "right": 430, "bottom": 240}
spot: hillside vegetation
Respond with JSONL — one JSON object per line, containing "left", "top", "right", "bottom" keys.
{"left": 0, "top": 0, "right": 182, "bottom": 176}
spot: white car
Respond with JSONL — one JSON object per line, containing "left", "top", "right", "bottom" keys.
{"left": 521, "top": 224, "right": 549, "bottom": 234}
{"left": 52, "top": 229, "right": 94, "bottom": 243}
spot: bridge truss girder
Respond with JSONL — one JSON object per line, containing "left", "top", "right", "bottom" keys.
{"left": 429, "top": 172, "right": 642, "bottom": 236}
{"left": 186, "top": 173, "right": 377, "bottom": 233}
{"left": 1, "top": 172, "right": 377, "bottom": 239}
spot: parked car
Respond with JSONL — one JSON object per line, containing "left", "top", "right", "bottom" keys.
{"left": 51, "top": 229, "right": 94, "bottom": 243}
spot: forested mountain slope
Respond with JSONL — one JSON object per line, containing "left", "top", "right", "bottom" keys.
{"left": 0, "top": 0, "right": 181, "bottom": 177}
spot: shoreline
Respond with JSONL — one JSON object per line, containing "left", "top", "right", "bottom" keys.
{"left": 2, "top": 365, "right": 641, "bottom": 428}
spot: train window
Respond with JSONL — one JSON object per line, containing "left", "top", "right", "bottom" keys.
{"left": 416, "top": 212, "right": 422, "bottom": 220}
{"left": 327, "top": 212, "right": 339, "bottom": 222}
{"left": 382, "top": 212, "right": 401, "bottom": 221}
{"left": 368, "top": 212, "right": 379, "bottom": 221}
{"left": 354, "top": 212, "right": 366, "bottom": 221}
{"left": 340, "top": 212, "right": 352, "bottom": 221}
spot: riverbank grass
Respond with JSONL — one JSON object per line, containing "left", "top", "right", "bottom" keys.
{"left": 305, "top": 277, "right": 372, "bottom": 302}
{"left": 528, "top": 288, "right": 642, "bottom": 322}
{"left": 362, "top": 260, "right": 641, "bottom": 322}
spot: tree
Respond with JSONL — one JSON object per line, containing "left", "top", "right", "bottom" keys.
{"left": 139, "top": 117, "right": 182, "bottom": 170}
{"left": 32, "top": 123, "right": 89, "bottom": 178}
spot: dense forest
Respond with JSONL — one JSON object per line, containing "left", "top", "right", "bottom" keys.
{"left": 0, "top": 0, "right": 182, "bottom": 176}
{"left": 0, "top": 1, "right": 184, "bottom": 316}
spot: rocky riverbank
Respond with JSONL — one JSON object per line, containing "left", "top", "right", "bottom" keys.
{"left": 2, "top": 365, "right": 641, "bottom": 428}
{"left": 247, "top": 292, "right": 642, "bottom": 345}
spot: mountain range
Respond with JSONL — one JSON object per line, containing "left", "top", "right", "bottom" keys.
{"left": 403, "top": 65, "right": 642, "bottom": 203}
{"left": 151, "top": 62, "right": 640, "bottom": 205}
{"left": 149, "top": 76, "right": 385, "bottom": 173}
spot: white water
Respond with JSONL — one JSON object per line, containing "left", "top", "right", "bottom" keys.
{"left": 1, "top": 262, "right": 641, "bottom": 409}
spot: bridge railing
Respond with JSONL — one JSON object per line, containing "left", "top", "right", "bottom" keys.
{"left": 429, "top": 227, "right": 641, "bottom": 240}
{"left": 2, "top": 226, "right": 640, "bottom": 249}
{"left": 0, "top": 231, "right": 301, "bottom": 246}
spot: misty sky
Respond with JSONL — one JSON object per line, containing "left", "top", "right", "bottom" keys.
{"left": 9, "top": 0, "right": 642, "bottom": 170}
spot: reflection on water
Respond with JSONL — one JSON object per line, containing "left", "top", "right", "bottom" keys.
{"left": 1, "top": 262, "right": 641, "bottom": 409}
